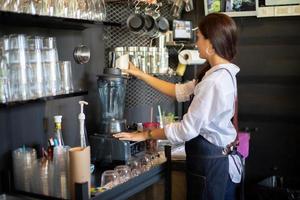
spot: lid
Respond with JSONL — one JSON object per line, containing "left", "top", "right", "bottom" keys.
{"left": 97, "top": 68, "right": 128, "bottom": 82}
{"left": 104, "top": 67, "right": 121, "bottom": 75}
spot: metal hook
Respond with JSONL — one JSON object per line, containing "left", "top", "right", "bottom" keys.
{"left": 154, "top": 2, "right": 162, "bottom": 14}
{"left": 145, "top": 1, "right": 152, "bottom": 13}
{"left": 134, "top": 0, "right": 142, "bottom": 11}
{"left": 177, "top": 43, "right": 185, "bottom": 54}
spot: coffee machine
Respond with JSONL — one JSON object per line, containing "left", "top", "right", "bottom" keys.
{"left": 90, "top": 67, "right": 145, "bottom": 164}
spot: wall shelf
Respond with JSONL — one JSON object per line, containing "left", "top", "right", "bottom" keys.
{"left": 0, "top": 11, "right": 122, "bottom": 30}
{"left": 0, "top": 90, "right": 88, "bottom": 107}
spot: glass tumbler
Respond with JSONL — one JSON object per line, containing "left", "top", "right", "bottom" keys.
{"left": 100, "top": 170, "right": 120, "bottom": 190}
{"left": 42, "top": 48, "right": 61, "bottom": 96}
{"left": 27, "top": 36, "right": 44, "bottom": 98}
{"left": 9, "top": 34, "right": 28, "bottom": 50}
{"left": 59, "top": 61, "right": 74, "bottom": 94}
{"left": 0, "top": 0, "right": 13, "bottom": 11}
{"left": 127, "top": 157, "right": 142, "bottom": 177}
{"left": 0, "top": 56, "right": 9, "bottom": 103}
{"left": 22, "top": 0, "right": 43, "bottom": 15}
{"left": 140, "top": 154, "right": 153, "bottom": 172}
{"left": 93, "top": 0, "right": 106, "bottom": 21}
{"left": 7, "top": 49, "right": 31, "bottom": 101}
{"left": 67, "top": 0, "right": 78, "bottom": 18}
{"left": 114, "top": 165, "right": 131, "bottom": 183}
{"left": 42, "top": 37, "right": 57, "bottom": 49}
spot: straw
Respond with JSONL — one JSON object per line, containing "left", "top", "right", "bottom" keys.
{"left": 150, "top": 107, "right": 153, "bottom": 122}
{"left": 157, "top": 105, "right": 163, "bottom": 128}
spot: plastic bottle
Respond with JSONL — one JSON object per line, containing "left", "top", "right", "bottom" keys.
{"left": 54, "top": 115, "right": 64, "bottom": 146}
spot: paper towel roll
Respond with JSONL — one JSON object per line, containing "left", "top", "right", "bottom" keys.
{"left": 178, "top": 50, "right": 206, "bottom": 65}
{"left": 69, "top": 146, "right": 91, "bottom": 200}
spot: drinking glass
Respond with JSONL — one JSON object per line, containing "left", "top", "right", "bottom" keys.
{"left": 22, "top": 0, "right": 43, "bottom": 15}
{"left": 100, "top": 170, "right": 120, "bottom": 190}
{"left": 127, "top": 158, "right": 141, "bottom": 177}
{"left": 0, "top": 0, "right": 13, "bottom": 11}
{"left": 7, "top": 48, "right": 31, "bottom": 101}
{"left": 140, "top": 154, "right": 153, "bottom": 172}
{"left": 42, "top": 0, "right": 62, "bottom": 16}
{"left": 67, "top": 0, "right": 78, "bottom": 18}
{"left": 0, "top": 56, "right": 9, "bottom": 103}
{"left": 27, "top": 36, "right": 44, "bottom": 98}
{"left": 76, "top": 0, "right": 89, "bottom": 19}
{"left": 9, "top": 34, "right": 27, "bottom": 50}
{"left": 42, "top": 37, "right": 57, "bottom": 49}
{"left": 1, "top": 36, "right": 10, "bottom": 52}
{"left": 59, "top": 61, "right": 74, "bottom": 94}
{"left": 114, "top": 165, "right": 131, "bottom": 183}
{"left": 42, "top": 48, "right": 61, "bottom": 96}
{"left": 93, "top": 0, "right": 106, "bottom": 21}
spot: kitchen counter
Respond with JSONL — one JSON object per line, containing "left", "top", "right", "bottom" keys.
{"left": 7, "top": 146, "right": 172, "bottom": 200}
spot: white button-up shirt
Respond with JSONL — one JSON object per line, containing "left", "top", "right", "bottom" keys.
{"left": 165, "top": 63, "right": 242, "bottom": 183}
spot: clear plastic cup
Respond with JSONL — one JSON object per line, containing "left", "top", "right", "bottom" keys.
{"left": 12, "top": 147, "right": 37, "bottom": 192}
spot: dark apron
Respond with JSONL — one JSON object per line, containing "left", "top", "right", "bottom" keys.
{"left": 185, "top": 135, "right": 229, "bottom": 200}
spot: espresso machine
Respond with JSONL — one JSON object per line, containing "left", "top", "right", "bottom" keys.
{"left": 90, "top": 67, "right": 145, "bottom": 165}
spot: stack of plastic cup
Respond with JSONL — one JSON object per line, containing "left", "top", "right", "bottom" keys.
{"left": 51, "top": 146, "right": 70, "bottom": 199}
{"left": 12, "top": 147, "right": 37, "bottom": 192}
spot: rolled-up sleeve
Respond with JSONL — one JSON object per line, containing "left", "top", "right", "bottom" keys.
{"left": 165, "top": 80, "right": 226, "bottom": 144}
{"left": 175, "top": 80, "right": 196, "bottom": 102}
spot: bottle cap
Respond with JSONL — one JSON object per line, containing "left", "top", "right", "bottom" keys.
{"left": 54, "top": 115, "right": 63, "bottom": 123}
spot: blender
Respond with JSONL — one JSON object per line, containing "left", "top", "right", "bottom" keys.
{"left": 90, "top": 67, "right": 145, "bottom": 165}
{"left": 97, "top": 67, "right": 127, "bottom": 134}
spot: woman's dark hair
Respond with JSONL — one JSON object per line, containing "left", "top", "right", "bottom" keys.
{"left": 197, "top": 13, "right": 238, "bottom": 82}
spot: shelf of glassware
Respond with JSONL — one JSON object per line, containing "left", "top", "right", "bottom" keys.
{"left": 0, "top": 90, "right": 88, "bottom": 107}
{"left": 255, "top": 0, "right": 300, "bottom": 17}
{"left": 0, "top": 11, "right": 122, "bottom": 30}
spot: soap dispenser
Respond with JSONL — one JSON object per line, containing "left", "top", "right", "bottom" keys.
{"left": 69, "top": 100, "right": 91, "bottom": 199}
{"left": 78, "top": 100, "right": 88, "bottom": 148}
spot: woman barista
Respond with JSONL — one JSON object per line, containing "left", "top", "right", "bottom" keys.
{"left": 114, "top": 13, "right": 242, "bottom": 200}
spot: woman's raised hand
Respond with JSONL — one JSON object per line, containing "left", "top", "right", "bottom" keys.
{"left": 123, "top": 62, "right": 144, "bottom": 79}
